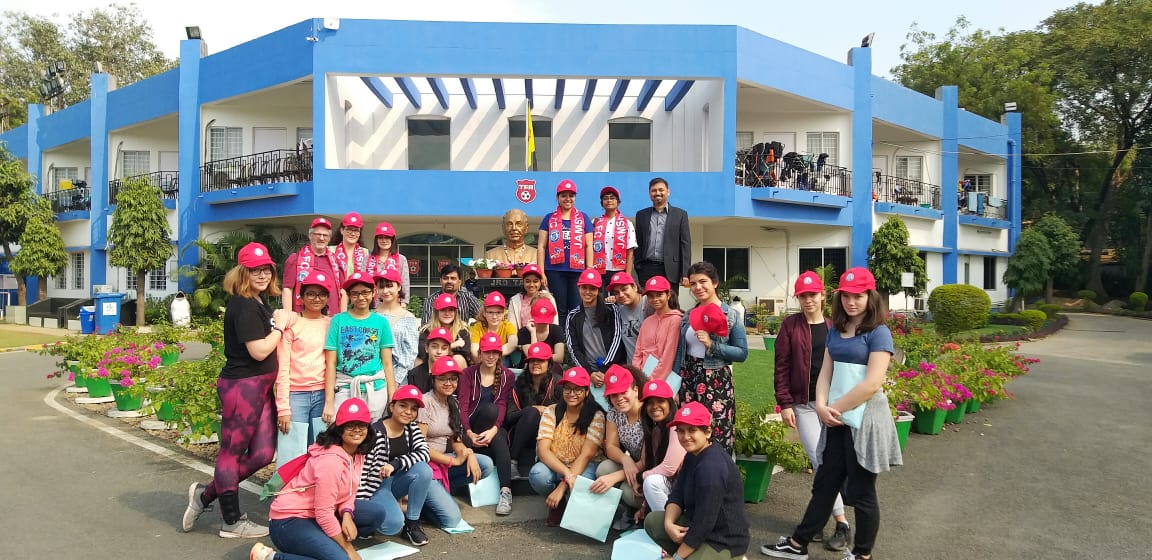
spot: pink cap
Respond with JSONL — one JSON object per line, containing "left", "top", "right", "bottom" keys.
{"left": 560, "top": 367, "right": 591, "bottom": 388}
{"left": 342, "top": 272, "right": 373, "bottom": 291}
{"left": 299, "top": 271, "right": 332, "bottom": 290}
{"left": 433, "top": 293, "right": 456, "bottom": 311}
{"left": 641, "top": 379, "right": 674, "bottom": 400}
{"left": 431, "top": 355, "right": 462, "bottom": 376}
{"left": 689, "top": 303, "right": 729, "bottom": 337}
{"left": 556, "top": 179, "right": 577, "bottom": 194}
{"left": 837, "top": 267, "right": 877, "bottom": 294}
{"left": 374, "top": 222, "right": 396, "bottom": 238}
{"left": 668, "top": 401, "right": 711, "bottom": 429}
{"left": 478, "top": 332, "right": 503, "bottom": 353}
{"left": 529, "top": 298, "right": 557, "bottom": 323}
{"left": 607, "top": 271, "right": 636, "bottom": 291}
{"left": 392, "top": 385, "right": 425, "bottom": 408}
{"left": 238, "top": 242, "right": 275, "bottom": 269}
{"left": 310, "top": 217, "right": 333, "bottom": 230}
{"left": 642, "top": 275, "right": 672, "bottom": 294}
{"left": 374, "top": 268, "right": 402, "bottom": 285}
{"left": 599, "top": 186, "right": 620, "bottom": 199}
{"left": 794, "top": 271, "right": 824, "bottom": 296}
{"left": 525, "top": 342, "right": 553, "bottom": 362}
{"left": 602, "top": 365, "right": 634, "bottom": 396}
{"left": 484, "top": 291, "right": 507, "bottom": 309}
{"left": 425, "top": 327, "right": 453, "bottom": 344}
{"left": 335, "top": 398, "right": 372, "bottom": 426}
{"left": 342, "top": 212, "right": 363, "bottom": 228}
{"left": 520, "top": 264, "right": 543, "bottom": 279}
{"left": 577, "top": 269, "right": 602, "bottom": 288}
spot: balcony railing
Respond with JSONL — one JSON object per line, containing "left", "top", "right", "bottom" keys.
{"left": 45, "top": 186, "right": 91, "bottom": 213}
{"left": 961, "top": 192, "right": 1006, "bottom": 219}
{"left": 200, "top": 147, "right": 313, "bottom": 193}
{"left": 109, "top": 171, "right": 179, "bottom": 204}
{"left": 873, "top": 174, "right": 941, "bottom": 210}
{"left": 735, "top": 148, "right": 851, "bottom": 196}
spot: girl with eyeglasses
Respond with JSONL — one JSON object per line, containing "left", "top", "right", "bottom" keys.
{"left": 274, "top": 271, "right": 334, "bottom": 460}
{"left": 325, "top": 273, "right": 396, "bottom": 422}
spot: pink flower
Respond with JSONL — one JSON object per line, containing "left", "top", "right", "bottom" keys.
{"left": 96, "top": 367, "right": 110, "bottom": 378}
{"left": 148, "top": 356, "right": 162, "bottom": 368}
{"left": 774, "top": 405, "right": 782, "bottom": 413}
{"left": 119, "top": 377, "right": 134, "bottom": 387}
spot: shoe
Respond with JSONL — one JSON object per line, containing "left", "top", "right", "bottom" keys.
{"left": 760, "top": 536, "right": 808, "bottom": 559}
{"left": 840, "top": 553, "right": 870, "bottom": 560}
{"left": 496, "top": 489, "right": 513, "bottom": 516}
{"left": 249, "top": 542, "right": 275, "bottom": 560}
{"left": 182, "top": 483, "right": 211, "bottom": 532}
{"left": 825, "top": 522, "right": 851, "bottom": 552}
{"left": 402, "top": 520, "right": 429, "bottom": 546}
{"left": 220, "top": 514, "right": 270, "bottom": 538}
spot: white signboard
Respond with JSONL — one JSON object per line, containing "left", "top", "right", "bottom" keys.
{"left": 900, "top": 272, "right": 915, "bottom": 288}
{"left": 102, "top": 302, "right": 117, "bottom": 316}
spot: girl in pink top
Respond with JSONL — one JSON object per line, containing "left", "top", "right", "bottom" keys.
{"left": 636, "top": 378, "right": 685, "bottom": 520}
{"left": 631, "top": 276, "right": 684, "bottom": 380}
{"left": 251, "top": 398, "right": 378, "bottom": 560}
{"left": 276, "top": 271, "right": 334, "bottom": 447}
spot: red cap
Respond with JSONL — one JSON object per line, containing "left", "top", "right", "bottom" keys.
{"left": 433, "top": 293, "right": 456, "bottom": 311}
{"left": 299, "top": 270, "right": 332, "bottom": 290}
{"left": 669, "top": 401, "right": 711, "bottom": 428}
{"left": 483, "top": 291, "right": 507, "bottom": 309}
{"left": 794, "top": 271, "right": 824, "bottom": 295}
{"left": 342, "top": 272, "right": 373, "bottom": 291}
{"left": 642, "top": 275, "right": 672, "bottom": 294}
{"left": 641, "top": 379, "right": 674, "bottom": 400}
{"left": 577, "top": 269, "right": 602, "bottom": 288}
{"left": 310, "top": 217, "right": 333, "bottom": 230}
{"left": 837, "top": 267, "right": 877, "bottom": 294}
{"left": 431, "top": 355, "right": 462, "bottom": 376}
{"left": 602, "top": 365, "right": 634, "bottom": 397}
{"left": 525, "top": 341, "right": 554, "bottom": 362}
{"left": 599, "top": 186, "right": 620, "bottom": 199}
{"left": 335, "top": 398, "right": 372, "bottom": 426}
{"left": 560, "top": 367, "right": 591, "bottom": 388}
{"left": 529, "top": 298, "right": 557, "bottom": 323}
{"left": 556, "top": 179, "right": 577, "bottom": 195}
{"left": 342, "top": 212, "right": 363, "bottom": 228}
{"left": 238, "top": 242, "right": 275, "bottom": 269}
{"left": 478, "top": 331, "right": 503, "bottom": 353}
{"left": 520, "top": 264, "right": 543, "bottom": 279}
{"left": 689, "top": 303, "right": 729, "bottom": 337}
{"left": 392, "top": 385, "right": 425, "bottom": 408}
{"left": 607, "top": 272, "right": 636, "bottom": 292}
{"left": 374, "top": 222, "right": 396, "bottom": 238}
{"left": 425, "top": 327, "right": 453, "bottom": 344}
{"left": 374, "top": 268, "right": 403, "bottom": 285}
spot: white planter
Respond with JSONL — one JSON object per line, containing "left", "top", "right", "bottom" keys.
{"left": 10, "top": 305, "right": 27, "bottom": 324}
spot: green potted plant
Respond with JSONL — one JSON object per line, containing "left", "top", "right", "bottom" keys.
{"left": 733, "top": 402, "right": 810, "bottom": 503}
{"left": 147, "top": 321, "right": 189, "bottom": 366}
{"left": 153, "top": 350, "right": 224, "bottom": 443}
{"left": 193, "top": 317, "right": 224, "bottom": 352}
{"left": 98, "top": 340, "right": 162, "bottom": 412}
{"left": 37, "top": 337, "right": 86, "bottom": 386}
{"left": 760, "top": 315, "right": 782, "bottom": 351}
{"left": 472, "top": 258, "right": 495, "bottom": 278}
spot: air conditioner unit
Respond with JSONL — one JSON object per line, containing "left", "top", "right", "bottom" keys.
{"left": 93, "top": 284, "right": 114, "bottom": 294}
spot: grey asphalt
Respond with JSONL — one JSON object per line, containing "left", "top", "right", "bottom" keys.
{"left": 0, "top": 314, "right": 1144, "bottom": 559}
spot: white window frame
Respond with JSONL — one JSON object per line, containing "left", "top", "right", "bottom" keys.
{"left": 735, "top": 131, "right": 754, "bottom": 151}
{"left": 51, "top": 167, "right": 79, "bottom": 193}
{"left": 895, "top": 156, "right": 923, "bottom": 181}
{"left": 963, "top": 174, "right": 993, "bottom": 195}
{"left": 121, "top": 151, "right": 150, "bottom": 178}
{"left": 208, "top": 126, "right": 243, "bottom": 162}
{"left": 805, "top": 132, "right": 840, "bottom": 166}
{"left": 71, "top": 252, "right": 85, "bottom": 290}
{"left": 148, "top": 262, "right": 168, "bottom": 291}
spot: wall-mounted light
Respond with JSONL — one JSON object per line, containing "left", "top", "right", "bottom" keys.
{"left": 1004, "top": 102, "right": 1018, "bottom": 112}
{"left": 93, "top": 61, "right": 103, "bottom": 73}
{"left": 185, "top": 26, "right": 202, "bottom": 40}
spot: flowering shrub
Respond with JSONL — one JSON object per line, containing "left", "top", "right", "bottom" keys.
{"left": 886, "top": 361, "right": 950, "bottom": 414}
{"left": 97, "top": 341, "right": 163, "bottom": 398}
{"left": 150, "top": 348, "right": 224, "bottom": 442}
{"left": 734, "top": 402, "right": 810, "bottom": 473}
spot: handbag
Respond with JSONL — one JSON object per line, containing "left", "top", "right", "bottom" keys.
{"left": 829, "top": 361, "right": 868, "bottom": 429}
{"left": 560, "top": 475, "right": 622, "bottom": 542}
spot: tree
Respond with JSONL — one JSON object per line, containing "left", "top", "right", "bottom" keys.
{"left": 11, "top": 197, "right": 67, "bottom": 300}
{"left": 108, "top": 178, "right": 172, "bottom": 326}
{"left": 0, "top": 144, "right": 36, "bottom": 305}
{"left": 0, "top": 3, "right": 173, "bottom": 126}
{"left": 1002, "top": 228, "right": 1054, "bottom": 310}
{"left": 867, "top": 216, "right": 928, "bottom": 298}
{"left": 1031, "top": 213, "right": 1081, "bottom": 302}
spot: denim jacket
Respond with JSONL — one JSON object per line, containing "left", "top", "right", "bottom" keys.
{"left": 671, "top": 302, "right": 749, "bottom": 373}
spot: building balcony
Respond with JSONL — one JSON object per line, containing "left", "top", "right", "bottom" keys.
{"left": 961, "top": 192, "right": 1006, "bottom": 220}
{"left": 109, "top": 171, "right": 178, "bottom": 205}
{"left": 199, "top": 146, "right": 313, "bottom": 193}
{"left": 45, "top": 184, "right": 91, "bottom": 214}
{"left": 873, "top": 173, "right": 941, "bottom": 210}
{"left": 735, "top": 148, "right": 851, "bottom": 197}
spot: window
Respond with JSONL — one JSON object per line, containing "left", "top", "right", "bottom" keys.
{"left": 407, "top": 117, "right": 451, "bottom": 170}
{"left": 396, "top": 233, "right": 474, "bottom": 300}
{"left": 121, "top": 151, "right": 150, "bottom": 178}
{"left": 806, "top": 132, "right": 840, "bottom": 166}
{"left": 736, "top": 131, "right": 754, "bottom": 151}
{"left": 798, "top": 248, "right": 848, "bottom": 281}
{"left": 51, "top": 167, "right": 79, "bottom": 193}
{"left": 702, "top": 247, "right": 750, "bottom": 290}
{"left": 208, "top": 127, "right": 243, "bottom": 162}
{"left": 55, "top": 272, "right": 67, "bottom": 290}
{"left": 71, "top": 253, "right": 84, "bottom": 290}
{"left": 609, "top": 118, "right": 651, "bottom": 172}
{"left": 509, "top": 117, "right": 552, "bottom": 171}
{"left": 983, "top": 257, "right": 997, "bottom": 290}
{"left": 895, "top": 156, "right": 923, "bottom": 181}
{"left": 296, "top": 127, "right": 313, "bottom": 147}
{"left": 963, "top": 174, "right": 992, "bottom": 195}
{"left": 149, "top": 262, "right": 169, "bottom": 291}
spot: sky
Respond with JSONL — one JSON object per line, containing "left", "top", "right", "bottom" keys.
{"left": 5, "top": 0, "right": 1081, "bottom": 78}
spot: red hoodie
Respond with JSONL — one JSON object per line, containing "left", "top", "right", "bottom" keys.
{"left": 269, "top": 442, "right": 365, "bottom": 538}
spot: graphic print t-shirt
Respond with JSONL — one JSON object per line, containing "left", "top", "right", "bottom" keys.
{"left": 325, "top": 312, "right": 395, "bottom": 384}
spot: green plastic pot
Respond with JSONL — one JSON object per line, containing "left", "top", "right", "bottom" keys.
{"left": 762, "top": 336, "right": 777, "bottom": 351}
{"left": 894, "top": 411, "right": 915, "bottom": 451}
{"left": 912, "top": 406, "right": 946, "bottom": 435}
{"left": 160, "top": 348, "right": 181, "bottom": 366}
{"left": 735, "top": 456, "right": 775, "bottom": 503}
{"left": 156, "top": 401, "right": 182, "bottom": 422}
{"left": 945, "top": 401, "right": 966, "bottom": 423}
{"left": 85, "top": 373, "right": 113, "bottom": 398}
{"left": 109, "top": 380, "right": 143, "bottom": 411}
{"left": 967, "top": 399, "right": 982, "bottom": 413}
{"left": 69, "top": 363, "right": 86, "bottom": 388}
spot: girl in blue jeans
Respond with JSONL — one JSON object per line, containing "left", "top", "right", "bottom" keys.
{"left": 353, "top": 385, "right": 433, "bottom": 547}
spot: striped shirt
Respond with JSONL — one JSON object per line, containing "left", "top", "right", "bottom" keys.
{"left": 357, "top": 420, "right": 430, "bottom": 500}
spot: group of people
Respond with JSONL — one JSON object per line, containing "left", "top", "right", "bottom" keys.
{"left": 177, "top": 177, "right": 902, "bottom": 560}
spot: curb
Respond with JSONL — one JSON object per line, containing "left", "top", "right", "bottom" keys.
{"left": 0, "top": 343, "right": 53, "bottom": 353}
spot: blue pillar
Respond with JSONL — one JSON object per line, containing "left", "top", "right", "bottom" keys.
{"left": 177, "top": 39, "right": 203, "bottom": 292}
{"left": 938, "top": 86, "right": 959, "bottom": 284}
{"left": 89, "top": 73, "right": 110, "bottom": 289}
{"left": 26, "top": 105, "right": 43, "bottom": 194}
{"left": 1006, "top": 112, "right": 1022, "bottom": 252}
{"left": 848, "top": 47, "right": 873, "bottom": 268}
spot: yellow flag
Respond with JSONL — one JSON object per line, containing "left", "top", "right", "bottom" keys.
{"left": 525, "top": 102, "right": 536, "bottom": 171}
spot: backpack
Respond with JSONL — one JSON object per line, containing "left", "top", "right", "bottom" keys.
{"left": 259, "top": 452, "right": 313, "bottom": 501}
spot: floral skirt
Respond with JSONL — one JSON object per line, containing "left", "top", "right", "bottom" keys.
{"left": 678, "top": 356, "right": 735, "bottom": 454}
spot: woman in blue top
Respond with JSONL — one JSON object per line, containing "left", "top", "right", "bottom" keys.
{"left": 536, "top": 178, "right": 593, "bottom": 321}
{"left": 762, "top": 267, "right": 902, "bottom": 560}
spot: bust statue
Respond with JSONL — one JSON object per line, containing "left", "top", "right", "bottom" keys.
{"left": 485, "top": 209, "right": 537, "bottom": 265}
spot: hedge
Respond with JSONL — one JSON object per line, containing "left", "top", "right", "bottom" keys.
{"left": 1018, "top": 309, "right": 1047, "bottom": 331}
{"left": 928, "top": 284, "right": 991, "bottom": 336}
{"left": 1130, "top": 292, "right": 1148, "bottom": 311}
{"left": 1037, "top": 304, "right": 1062, "bottom": 319}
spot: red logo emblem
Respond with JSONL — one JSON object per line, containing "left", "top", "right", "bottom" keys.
{"left": 408, "top": 260, "right": 420, "bottom": 275}
{"left": 516, "top": 179, "right": 537, "bottom": 204}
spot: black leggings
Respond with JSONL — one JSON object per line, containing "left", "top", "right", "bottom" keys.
{"left": 468, "top": 402, "right": 513, "bottom": 487}
{"left": 793, "top": 426, "right": 880, "bottom": 556}
{"left": 506, "top": 406, "right": 543, "bottom": 465}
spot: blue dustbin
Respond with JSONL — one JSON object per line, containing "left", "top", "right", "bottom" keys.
{"left": 79, "top": 306, "right": 96, "bottom": 334}
{"left": 93, "top": 292, "right": 125, "bottom": 335}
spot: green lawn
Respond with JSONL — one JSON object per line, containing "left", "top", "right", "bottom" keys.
{"left": 0, "top": 329, "right": 65, "bottom": 349}
{"left": 733, "top": 348, "right": 777, "bottom": 412}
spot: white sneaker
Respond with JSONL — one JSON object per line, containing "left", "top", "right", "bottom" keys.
{"left": 182, "top": 483, "right": 210, "bottom": 532}
{"left": 249, "top": 542, "right": 275, "bottom": 560}
{"left": 220, "top": 514, "right": 270, "bottom": 538}
{"left": 495, "top": 489, "right": 513, "bottom": 516}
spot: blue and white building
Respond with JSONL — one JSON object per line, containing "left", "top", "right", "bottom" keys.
{"left": 0, "top": 19, "right": 1020, "bottom": 313}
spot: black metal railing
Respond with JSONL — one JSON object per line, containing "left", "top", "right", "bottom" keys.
{"left": 735, "top": 149, "right": 851, "bottom": 196}
{"left": 199, "top": 147, "right": 313, "bottom": 193}
{"left": 960, "top": 192, "right": 1006, "bottom": 219}
{"left": 45, "top": 186, "right": 91, "bottom": 213}
{"left": 873, "top": 174, "right": 941, "bottom": 210}
{"left": 109, "top": 170, "right": 179, "bottom": 204}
